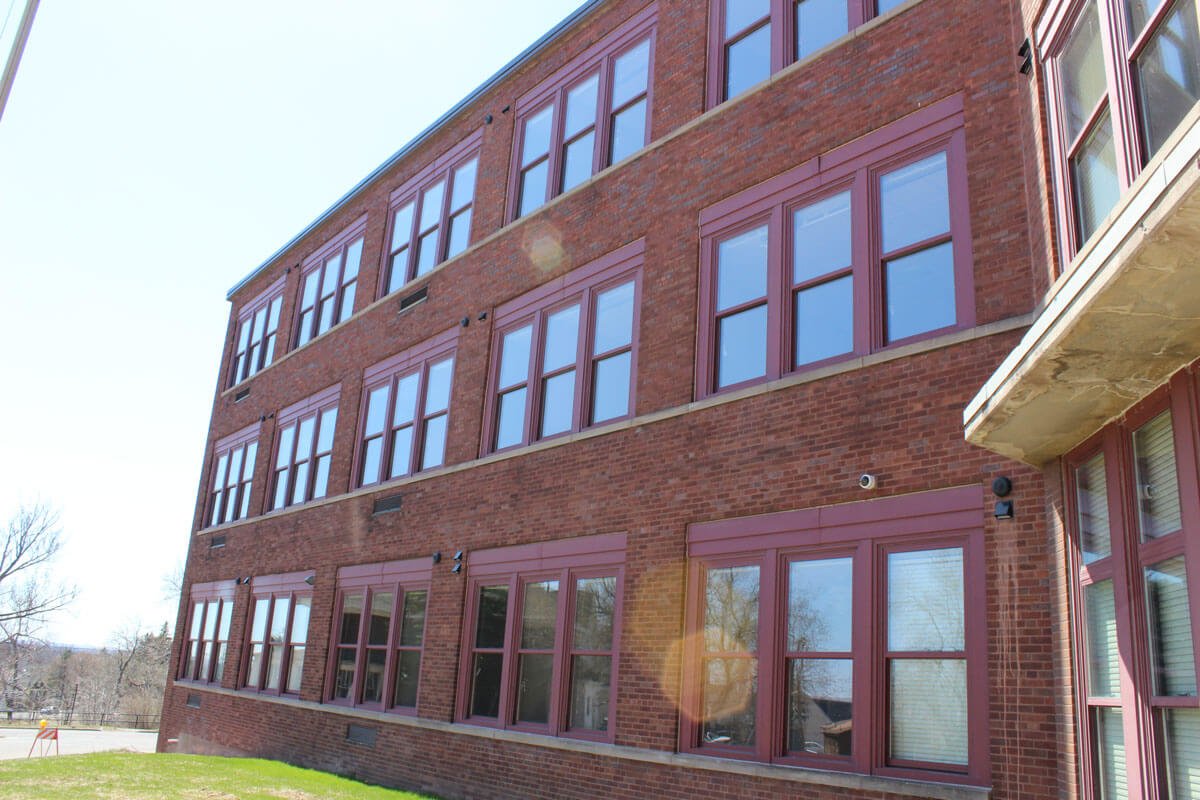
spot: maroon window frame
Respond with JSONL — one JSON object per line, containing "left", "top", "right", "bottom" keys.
{"left": 294, "top": 217, "right": 366, "bottom": 349}
{"left": 325, "top": 558, "right": 431, "bottom": 714}
{"left": 1040, "top": 0, "right": 1200, "bottom": 264}
{"left": 706, "top": 0, "right": 903, "bottom": 108}
{"left": 456, "top": 533, "right": 625, "bottom": 742}
{"left": 179, "top": 580, "right": 235, "bottom": 686}
{"left": 242, "top": 571, "right": 313, "bottom": 696}
{"left": 353, "top": 327, "right": 458, "bottom": 488}
{"left": 681, "top": 486, "right": 989, "bottom": 785}
{"left": 381, "top": 131, "right": 482, "bottom": 297}
{"left": 229, "top": 277, "right": 285, "bottom": 387}
{"left": 507, "top": 6, "right": 657, "bottom": 222}
{"left": 1064, "top": 366, "right": 1200, "bottom": 799}
{"left": 482, "top": 240, "right": 643, "bottom": 454}
{"left": 205, "top": 422, "right": 260, "bottom": 528}
{"left": 696, "top": 95, "right": 975, "bottom": 398}
{"left": 270, "top": 384, "right": 340, "bottom": 511}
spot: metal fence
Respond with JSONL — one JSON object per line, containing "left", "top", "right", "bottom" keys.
{"left": 0, "top": 710, "right": 160, "bottom": 730}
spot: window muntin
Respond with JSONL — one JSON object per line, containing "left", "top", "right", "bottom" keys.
{"left": 510, "top": 10, "right": 655, "bottom": 221}
{"left": 230, "top": 279, "right": 284, "bottom": 386}
{"left": 698, "top": 98, "right": 972, "bottom": 397}
{"left": 179, "top": 582, "right": 234, "bottom": 685}
{"left": 271, "top": 385, "right": 339, "bottom": 511}
{"left": 383, "top": 135, "right": 481, "bottom": 296}
{"left": 485, "top": 242, "right": 642, "bottom": 453}
{"left": 328, "top": 559, "right": 430, "bottom": 713}
{"left": 355, "top": 329, "right": 457, "bottom": 487}
{"left": 206, "top": 424, "right": 259, "bottom": 528}
{"left": 458, "top": 534, "right": 624, "bottom": 739}
{"left": 243, "top": 574, "right": 312, "bottom": 695}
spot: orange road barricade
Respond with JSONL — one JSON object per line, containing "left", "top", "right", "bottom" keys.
{"left": 27, "top": 719, "right": 59, "bottom": 758}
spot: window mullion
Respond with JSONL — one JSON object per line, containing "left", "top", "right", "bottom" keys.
{"left": 524, "top": 316, "right": 543, "bottom": 446}
{"left": 852, "top": 539, "right": 872, "bottom": 772}
{"left": 501, "top": 576, "right": 520, "bottom": 726}
{"left": 766, "top": 206, "right": 785, "bottom": 380}
{"left": 594, "top": 61, "right": 615, "bottom": 174}
{"left": 1096, "top": 0, "right": 1141, "bottom": 185}
{"left": 770, "top": 0, "right": 788, "bottom": 73}
{"left": 551, "top": 567, "right": 571, "bottom": 735}
{"left": 856, "top": 167, "right": 880, "bottom": 353}
{"left": 758, "top": 549, "right": 779, "bottom": 763}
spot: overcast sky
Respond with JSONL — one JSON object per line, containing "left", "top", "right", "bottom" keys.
{"left": 0, "top": 0, "right": 586, "bottom": 648}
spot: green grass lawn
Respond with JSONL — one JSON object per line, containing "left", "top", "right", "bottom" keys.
{"left": 0, "top": 752, "right": 440, "bottom": 799}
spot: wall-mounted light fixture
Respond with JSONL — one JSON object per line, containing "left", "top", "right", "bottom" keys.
{"left": 1018, "top": 38, "right": 1033, "bottom": 75}
{"left": 432, "top": 552, "right": 442, "bottom": 564}
{"left": 993, "top": 476, "right": 1014, "bottom": 519}
{"left": 304, "top": 575, "right": 316, "bottom": 586}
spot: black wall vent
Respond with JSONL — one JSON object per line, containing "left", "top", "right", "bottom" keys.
{"left": 345, "top": 724, "right": 376, "bottom": 746}
{"left": 399, "top": 286, "right": 428, "bottom": 313}
{"left": 186, "top": 694, "right": 202, "bottom": 709}
{"left": 234, "top": 388, "right": 250, "bottom": 402}
{"left": 209, "top": 534, "right": 226, "bottom": 549}
{"left": 373, "top": 494, "right": 403, "bottom": 515}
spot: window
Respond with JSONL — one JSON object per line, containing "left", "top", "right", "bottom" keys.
{"left": 206, "top": 423, "right": 260, "bottom": 528}
{"left": 483, "top": 240, "right": 642, "bottom": 453}
{"left": 327, "top": 558, "right": 430, "bottom": 713}
{"left": 682, "top": 487, "right": 988, "bottom": 783}
{"left": 697, "top": 95, "right": 973, "bottom": 396}
{"left": 243, "top": 572, "right": 312, "bottom": 695}
{"left": 229, "top": 278, "right": 284, "bottom": 386}
{"left": 270, "top": 384, "right": 339, "bottom": 511}
{"left": 179, "top": 581, "right": 235, "bottom": 685}
{"left": 1042, "top": 0, "right": 1200, "bottom": 258}
{"left": 458, "top": 533, "right": 624, "bottom": 739}
{"left": 354, "top": 327, "right": 457, "bottom": 487}
{"left": 382, "top": 132, "right": 482, "bottom": 296}
{"left": 1066, "top": 367, "right": 1200, "bottom": 799}
{"left": 509, "top": 7, "right": 655, "bottom": 220}
{"left": 708, "top": 0, "right": 903, "bottom": 106}
{"left": 295, "top": 217, "right": 366, "bottom": 348}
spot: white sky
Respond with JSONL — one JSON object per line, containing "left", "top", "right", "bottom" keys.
{"left": 0, "top": 0, "right": 586, "bottom": 648}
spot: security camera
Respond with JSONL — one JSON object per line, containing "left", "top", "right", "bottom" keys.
{"left": 859, "top": 474, "right": 877, "bottom": 490}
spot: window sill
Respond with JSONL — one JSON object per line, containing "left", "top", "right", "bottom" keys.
{"left": 179, "top": 684, "right": 989, "bottom": 800}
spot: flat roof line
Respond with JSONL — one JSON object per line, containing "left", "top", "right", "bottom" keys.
{"left": 226, "top": 0, "right": 603, "bottom": 300}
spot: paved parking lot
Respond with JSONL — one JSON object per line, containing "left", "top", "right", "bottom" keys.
{"left": 0, "top": 728, "right": 157, "bottom": 760}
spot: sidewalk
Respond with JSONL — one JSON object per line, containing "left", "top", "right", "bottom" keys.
{"left": 0, "top": 728, "right": 157, "bottom": 760}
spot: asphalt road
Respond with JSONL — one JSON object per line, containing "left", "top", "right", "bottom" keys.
{"left": 0, "top": 728, "right": 157, "bottom": 760}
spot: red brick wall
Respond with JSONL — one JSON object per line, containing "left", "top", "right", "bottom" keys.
{"left": 165, "top": 0, "right": 1065, "bottom": 797}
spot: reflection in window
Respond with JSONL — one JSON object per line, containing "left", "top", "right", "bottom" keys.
{"left": 702, "top": 565, "right": 759, "bottom": 747}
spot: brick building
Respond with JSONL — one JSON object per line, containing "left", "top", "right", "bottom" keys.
{"left": 158, "top": 0, "right": 1200, "bottom": 797}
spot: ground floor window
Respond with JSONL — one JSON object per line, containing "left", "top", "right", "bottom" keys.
{"left": 179, "top": 580, "right": 235, "bottom": 686}
{"left": 682, "top": 486, "right": 988, "bottom": 784}
{"left": 243, "top": 572, "right": 313, "bottom": 695}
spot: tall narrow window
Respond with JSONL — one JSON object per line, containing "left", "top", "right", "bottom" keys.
{"left": 1130, "top": 0, "right": 1200, "bottom": 160}
{"left": 272, "top": 385, "right": 339, "bottom": 510}
{"left": 715, "top": 226, "right": 769, "bottom": 389}
{"left": 722, "top": 0, "right": 771, "bottom": 100}
{"left": 568, "top": 576, "right": 616, "bottom": 732}
{"left": 243, "top": 573, "right": 312, "bottom": 695}
{"left": 229, "top": 279, "right": 284, "bottom": 386}
{"left": 207, "top": 424, "right": 259, "bottom": 528}
{"left": 792, "top": 190, "right": 853, "bottom": 367}
{"left": 700, "top": 565, "right": 759, "bottom": 748}
{"left": 295, "top": 219, "right": 366, "bottom": 347}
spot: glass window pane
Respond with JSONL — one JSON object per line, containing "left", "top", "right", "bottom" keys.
{"left": 569, "top": 654, "right": 611, "bottom": 731}
{"left": 340, "top": 594, "right": 363, "bottom": 646}
{"left": 500, "top": 325, "right": 534, "bottom": 389}
{"left": 368, "top": 592, "right": 393, "bottom": 647}
{"left": 364, "top": 434, "right": 384, "bottom": 485}
{"left": 203, "top": 600, "right": 219, "bottom": 640}
{"left": 788, "top": 658, "right": 852, "bottom": 755}
{"left": 301, "top": 271, "right": 319, "bottom": 310}
{"left": 394, "top": 649, "right": 422, "bottom": 708}
{"left": 415, "top": 230, "right": 440, "bottom": 276}
{"left": 888, "top": 548, "right": 964, "bottom": 651}
{"left": 1076, "top": 453, "right": 1112, "bottom": 563}
{"left": 318, "top": 408, "right": 337, "bottom": 452}
{"left": 421, "top": 414, "right": 447, "bottom": 470}
{"left": 1164, "top": 708, "right": 1200, "bottom": 800}
{"left": 574, "top": 577, "right": 617, "bottom": 651}
{"left": 476, "top": 585, "right": 509, "bottom": 649}
{"left": 562, "top": 132, "right": 596, "bottom": 193}
{"left": 388, "top": 250, "right": 409, "bottom": 294}
{"left": 265, "top": 644, "right": 283, "bottom": 690}
{"left": 446, "top": 208, "right": 472, "bottom": 259}
{"left": 390, "top": 426, "right": 414, "bottom": 478}
{"left": 212, "top": 454, "right": 228, "bottom": 493}
{"left": 311, "top": 455, "right": 330, "bottom": 499}
{"left": 400, "top": 590, "right": 427, "bottom": 647}
{"left": 213, "top": 643, "right": 228, "bottom": 685}
{"left": 393, "top": 373, "right": 419, "bottom": 426}
{"left": 702, "top": 657, "right": 757, "bottom": 746}
{"left": 471, "top": 652, "right": 504, "bottom": 717}
{"left": 1146, "top": 556, "right": 1196, "bottom": 696}
{"left": 727, "top": 0, "right": 770, "bottom": 35}
{"left": 612, "top": 40, "right": 650, "bottom": 109}
{"left": 705, "top": 565, "right": 759, "bottom": 653}
{"left": 1085, "top": 579, "right": 1120, "bottom": 698}
{"left": 595, "top": 281, "right": 635, "bottom": 354}
{"left": 880, "top": 152, "right": 950, "bottom": 254}
{"left": 541, "top": 370, "right": 576, "bottom": 437}
{"left": 876, "top": 0, "right": 905, "bottom": 12}
{"left": 795, "top": 276, "right": 853, "bottom": 367}
{"left": 269, "top": 597, "right": 290, "bottom": 642}
{"left": 522, "top": 106, "right": 554, "bottom": 166}
{"left": 794, "top": 190, "right": 851, "bottom": 284}
{"left": 718, "top": 305, "right": 768, "bottom": 388}
{"left": 516, "top": 652, "right": 555, "bottom": 724}
{"left": 286, "top": 645, "right": 304, "bottom": 693}
{"left": 364, "top": 385, "right": 389, "bottom": 436}
{"left": 1094, "top": 707, "right": 1129, "bottom": 799}
{"left": 419, "top": 181, "right": 445, "bottom": 232}
{"left": 450, "top": 158, "right": 478, "bottom": 211}
{"left": 339, "top": 282, "right": 356, "bottom": 324}
{"left": 291, "top": 597, "right": 310, "bottom": 645}
{"left": 1060, "top": 2, "right": 1107, "bottom": 144}
{"left": 519, "top": 161, "right": 550, "bottom": 217}
{"left": 593, "top": 351, "right": 632, "bottom": 423}
{"left": 321, "top": 259, "right": 339, "bottom": 297}
{"left": 544, "top": 305, "right": 581, "bottom": 372}
{"left": 250, "top": 597, "right": 269, "bottom": 640}
{"left": 1074, "top": 112, "right": 1121, "bottom": 242}
{"left": 425, "top": 358, "right": 454, "bottom": 414}
{"left": 334, "top": 647, "right": 356, "bottom": 699}
{"left": 717, "top": 226, "right": 768, "bottom": 312}
{"left": 796, "top": 0, "right": 848, "bottom": 60}
{"left": 294, "top": 418, "right": 315, "bottom": 462}
{"left": 564, "top": 74, "right": 599, "bottom": 139}
{"left": 343, "top": 239, "right": 362, "bottom": 282}
{"left": 225, "top": 451, "right": 242, "bottom": 490}
{"left": 189, "top": 601, "right": 205, "bottom": 639}
{"left": 610, "top": 98, "right": 647, "bottom": 164}
{"left": 1129, "top": 0, "right": 1173, "bottom": 37}
{"left": 362, "top": 650, "right": 386, "bottom": 703}
{"left": 391, "top": 202, "right": 415, "bottom": 252}
{"left": 242, "top": 442, "right": 257, "bottom": 480}
{"left": 216, "top": 602, "right": 233, "bottom": 640}
{"left": 521, "top": 580, "right": 560, "bottom": 650}
{"left": 788, "top": 558, "right": 852, "bottom": 652}
{"left": 885, "top": 241, "right": 956, "bottom": 342}
{"left": 1134, "top": 411, "right": 1182, "bottom": 540}
{"left": 889, "top": 659, "right": 968, "bottom": 765}
{"left": 726, "top": 23, "right": 771, "bottom": 99}
{"left": 247, "top": 644, "right": 264, "bottom": 688}
{"left": 496, "top": 388, "right": 528, "bottom": 449}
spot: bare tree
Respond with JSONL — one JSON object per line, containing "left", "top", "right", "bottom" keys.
{"left": 0, "top": 503, "right": 75, "bottom": 632}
